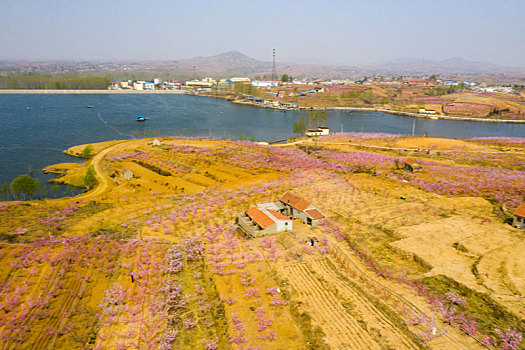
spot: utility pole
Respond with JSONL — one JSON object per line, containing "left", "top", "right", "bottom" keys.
{"left": 271, "top": 48, "right": 277, "bottom": 81}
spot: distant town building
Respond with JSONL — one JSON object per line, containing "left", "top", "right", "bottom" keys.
{"left": 152, "top": 138, "right": 164, "bottom": 146}
{"left": 133, "top": 82, "right": 144, "bottom": 90}
{"left": 143, "top": 82, "right": 155, "bottom": 90}
{"left": 202, "top": 77, "right": 217, "bottom": 84}
{"left": 185, "top": 80, "right": 214, "bottom": 88}
{"left": 120, "top": 81, "right": 130, "bottom": 89}
{"left": 153, "top": 78, "right": 162, "bottom": 85}
{"left": 251, "top": 80, "right": 279, "bottom": 88}
{"left": 419, "top": 108, "right": 436, "bottom": 115}
{"left": 229, "top": 77, "right": 252, "bottom": 83}
{"left": 513, "top": 204, "right": 525, "bottom": 229}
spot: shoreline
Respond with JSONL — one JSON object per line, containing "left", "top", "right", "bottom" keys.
{"left": 202, "top": 94, "right": 525, "bottom": 124}
{"left": 326, "top": 106, "right": 525, "bottom": 124}
{"left": 0, "top": 89, "right": 186, "bottom": 94}
{"left": 2, "top": 89, "right": 525, "bottom": 124}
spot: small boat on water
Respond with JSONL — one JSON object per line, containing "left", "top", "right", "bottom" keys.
{"left": 86, "top": 105, "right": 93, "bottom": 108}
{"left": 136, "top": 115, "right": 149, "bottom": 122}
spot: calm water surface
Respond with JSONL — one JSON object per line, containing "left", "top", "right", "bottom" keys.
{"left": 1, "top": 93, "right": 524, "bottom": 190}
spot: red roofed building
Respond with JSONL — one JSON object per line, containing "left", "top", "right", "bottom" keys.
{"left": 280, "top": 191, "right": 326, "bottom": 227}
{"left": 304, "top": 208, "right": 326, "bottom": 226}
{"left": 513, "top": 204, "right": 525, "bottom": 229}
{"left": 404, "top": 158, "right": 422, "bottom": 172}
{"left": 238, "top": 207, "right": 292, "bottom": 237}
{"left": 245, "top": 208, "right": 274, "bottom": 229}
{"left": 280, "top": 192, "right": 311, "bottom": 212}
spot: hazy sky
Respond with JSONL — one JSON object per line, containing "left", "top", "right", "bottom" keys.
{"left": 1, "top": 0, "right": 524, "bottom": 67}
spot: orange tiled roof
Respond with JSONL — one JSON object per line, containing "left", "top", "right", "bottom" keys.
{"left": 515, "top": 204, "right": 525, "bottom": 217}
{"left": 246, "top": 208, "right": 275, "bottom": 228}
{"left": 280, "top": 192, "right": 311, "bottom": 211}
{"left": 305, "top": 208, "right": 325, "bottom": 220}
{"left": 405, "top": 159, "right": 416, "bottom": 165}
{"left": 266, "top": 209, "right": 290, "bottom": 221}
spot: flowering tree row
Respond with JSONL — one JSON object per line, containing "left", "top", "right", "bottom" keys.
{"left": 320, "top": 219, "right": 523, "bottom": 349}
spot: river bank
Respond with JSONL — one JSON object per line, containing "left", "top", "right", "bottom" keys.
{"left": 224, "top": 96, "right": 525, "bottom": 124}
{"left": 0, "top": 89, "right": 186, "bottom": 94}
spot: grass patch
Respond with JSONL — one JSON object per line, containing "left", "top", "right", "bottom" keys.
{"left": 422, "top": 275, "right": 525, "bottom": 337}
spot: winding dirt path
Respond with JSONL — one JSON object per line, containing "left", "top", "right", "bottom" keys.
{"left": 79, "top": 140, "right": 130, "bottom": 200}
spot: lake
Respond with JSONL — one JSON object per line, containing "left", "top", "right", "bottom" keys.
{"left": 1, "top": 93, "right": 524, "bottom": 194}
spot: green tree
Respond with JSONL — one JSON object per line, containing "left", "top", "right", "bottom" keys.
{"left": 0, "top": 183, "right": 10, "bottom": 200}
{"left": 10, "top": 174, "right": 40, "bottom": 200}
{"left": 297, "top": 115, "right": 306, "bottom": 134}
{"left": 38, "top": 185, "right": 48, "bottom": 199}
{"left": 84, "top": 165, "right": 97, "bottom": 189}
{"left": 293, "top": 122, "right": 300, "bottom": 136}
{"left": 81, "top": 144, "right": 94, "bottom": 158}
{"left": 429, "top": 74, "right": 437, "bottom": 81}
{"left": 281, "top": 74, "right": 290, "bottom": 82}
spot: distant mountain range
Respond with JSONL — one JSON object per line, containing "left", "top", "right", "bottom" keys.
{"left": 1, "top": 51, "right": 524, "bottom": 78}
{"left": 171, "top": 51, "right": 525, "bottom": 77}
{"left": 376, "top": 56, "right": 522, "bottom": 75}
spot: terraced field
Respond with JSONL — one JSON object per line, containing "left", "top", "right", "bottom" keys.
{"left": 1, "top": 135, "right": 524, "bottom": 349}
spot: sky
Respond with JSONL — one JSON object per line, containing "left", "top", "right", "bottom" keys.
{"left": 1, "top": 0, "right": 524, "bottom": 67}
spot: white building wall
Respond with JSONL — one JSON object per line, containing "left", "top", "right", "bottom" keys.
{"left": 275, "top": 220, "right": 292, "bottom": 232}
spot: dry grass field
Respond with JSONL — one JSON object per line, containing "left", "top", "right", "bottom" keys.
{"left": 1, "top": 134, "right": 524, "bottom": 349}
{"left": 267, "top": 83, "right": 525, "bottom": 120}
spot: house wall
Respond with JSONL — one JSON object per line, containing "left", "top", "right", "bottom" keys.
{"left": 275, "top": 220, "right": 292, "bottom": 232}
{"left": 514, "top": 215, "right": 525, "bottom": 229}
{"left": 237, "top": 213, "right": 278, "bottom": 237}
{"left": 311, "top": 218, "right": 323, "bottom": 228}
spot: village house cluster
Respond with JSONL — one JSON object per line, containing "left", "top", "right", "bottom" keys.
{"left": 108, "top": 74, "right": 521, "bottom": 104}
{"left": 238, "top": 192, "right": 326, "bottom": 238}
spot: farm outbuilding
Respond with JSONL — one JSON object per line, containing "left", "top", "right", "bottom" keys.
{"left": 304, "top": 208, "right": 326, "bottom": 227}
{"left": 257, "top": 201, "right": 286, "bottom": 213}
{"left": 152, "top": 138, "right": 164, "bottom": 146}
{"left": 305, "top": 126, "right": 329, "bottom": 137}
{"left": 513, "top": 204, "right": 525, "bottom": 229}
{"left": 238, "top": 207, "right": 292, "bottom": 238}
{"left": 121, "top": 169, "right": 134, "bottom": 180}
{"left": 280, "top": 192, "right": 325, "bottom": 227}
{"left": 404, "top": 159, "right": 422, "bottom": 172}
